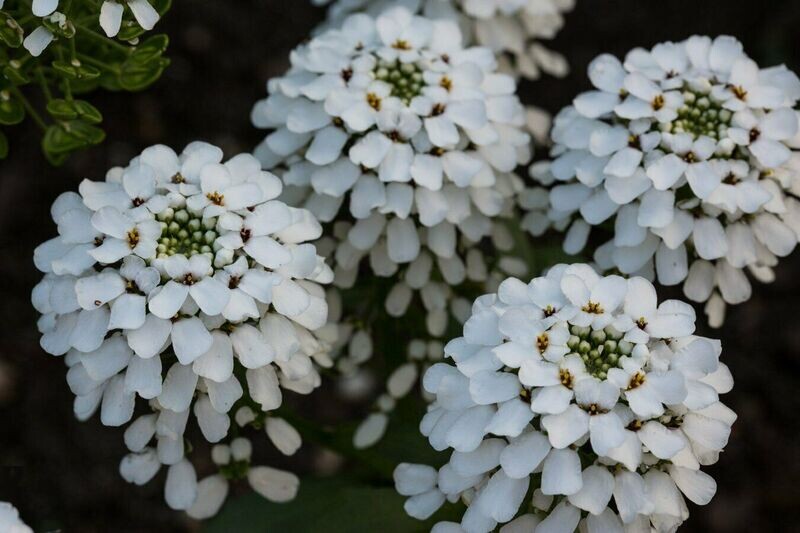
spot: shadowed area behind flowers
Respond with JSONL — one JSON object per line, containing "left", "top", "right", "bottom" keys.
{"left": 0, "top": 0, "right": 799, "bottom": 531}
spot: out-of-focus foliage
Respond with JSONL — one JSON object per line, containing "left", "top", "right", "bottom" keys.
{"left": 0, "top": 0, "right": 171, "bottom": 164}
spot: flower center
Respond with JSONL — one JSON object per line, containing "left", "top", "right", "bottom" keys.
{"left": 627, "top": 371, "right": 646, "bottom": 390}
{"left": 156, "top": 208, "right": 217, "bottom": 259}
{"left": 373, "top": 59, "right": 424, "bottom": 105}
{"left": 581, "top": 301, "right": 603, "bottom": 314}
{"left": 661, "top": 88, "right": 732, "bottom": 140}
{"left": 536, "top": 333, "right": 549, "bottom": 354}
{"left": 206, "top": 191, "right": 225, "bottom": 206}
{"left": 559, "top": 368, "right": 574, "bottom": 388}
{"left": 127, "top": 228, "right": 140, "bottom": 249}
{"left": 652, "top": 94, "right": 665, "bottom": 111}
{"left": 567, "top": 325, "right": 631, "bottom": 380}
{"left": 367, "top": 92, "right": 382, "bottom": 111}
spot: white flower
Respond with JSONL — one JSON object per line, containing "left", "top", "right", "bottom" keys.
{"left": 0, "top": 502, "right": 32, "bottom": 533}
{"left": 100, "top": 0, "right": 160, "bottom": 37}
{"left": 88, "top": 206, "right": 161, "bottom": 263}
{"left": 533, "top": 35, "right": 800, "bottom": 326}
{"left": 32, "top": 142, "right": 334, "bottom": 514}
{"left": 395, "top": 265, "right": 736, "bottom": 532}
{"left": 22, "top": 25, "right": 54, "bottom": 57}
{"left": 21, "top": 0, "right": 160, "bottom": 57}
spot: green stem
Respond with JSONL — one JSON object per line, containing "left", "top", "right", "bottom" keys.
{"left": 69, "top": 33, "right": 78, "bottom": 61}
{"left": 54, "top": 44, "right": 72, "bottom": 100}
{"left": 76, "top": 23, "right": 130, "bottom": 54}
{"left": 76, "top": 52, "right": 120, "bottom": 74}
{"left": 9, "top": 86, "right": 47, "bottom": 131}
{"left": 35, "top": 67, "right": 52, "bottom": 101}
{"left": 63, "top": 77, "right": 73, "bottom": 100}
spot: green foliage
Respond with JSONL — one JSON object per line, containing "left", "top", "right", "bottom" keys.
{"left": 206, "top": 478, "right": 463, "bottom": 533}
{"left": 207, "top": 396, "right": 462, "bottom": 533}
{"left": 0, "top": 0, "right": 172, "bottom": 163}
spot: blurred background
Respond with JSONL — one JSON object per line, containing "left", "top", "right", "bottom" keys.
{"left": 2, "top": 0, "right": 800, "bottom": 531}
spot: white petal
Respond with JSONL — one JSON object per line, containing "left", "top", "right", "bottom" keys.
{"left": 148, "top": 281, "right": 190, "bottom": 320}
{"left": 165, "top": 460, "right": 198, "bottom": 511}
{"left": 499, "top": 431, "right": 551, "bottom": 479}
{"left": 542, "top": 405, "right": 590, "bottom": 449}
{"left": 568, "top": 465, "right": 614, "bottom": 515}
{"left": 99, "top": 1, "right": 124, "bottom": 37}
{"left": 247, "top": 466, "right": 299, "bottom": 503}
{"left": 172, "top": 317, "right": 214, "bottom": 365}
{"left": 541, "top": 448, "right": 583, "bottom": 496}
{"left": 126, "top": 314, "right": 171, "bottom": 358}
{"left": 100, "top": 375, "right": 136, "bottom": 426}
{"left": 159, "top": 363, "right": 199, "bottom": 412}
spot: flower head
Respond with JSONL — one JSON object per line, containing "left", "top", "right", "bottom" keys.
{"left": 32, "top": 142, "right": 334, "bottom": 514}
{"left": 395, "top": 264, "right": 735, "bottom": 531}
{"left": 534, "top": 36, "right": 800, "bottom": 326}
{"left": 253, "top": 7, "right": 530, "bottom": 333}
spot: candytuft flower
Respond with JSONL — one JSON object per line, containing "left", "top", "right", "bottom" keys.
{"left": 253, "top": 7, "right": 530, "bottom": 334}
{"left": 32, "top": 142, "right": 334, "bottom": 514}
{"left": 533, "top": 36, "right": 800, "bottom": 326}
{"left": 395, "top": 264, "right": 735, "bottom": 532}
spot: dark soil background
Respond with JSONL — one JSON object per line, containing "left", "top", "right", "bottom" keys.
{"left": 1, "top": 0, "right": 799, "bottom": 531}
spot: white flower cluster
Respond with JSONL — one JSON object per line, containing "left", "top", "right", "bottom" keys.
{"left": 0, "top": 503, "right": 32, "bottom": 533}
{"left": 32, "top": 142, "right": 334, "bottom": 513}
{"left": 253, "top": 7, "right": 530, "bottom": 333}
{"left": 535, "top": 36, "right": 800, "bottom": 326}
{"left": 311, "top": 0, "right": 574, "bottom": 81}
{"left": 20, "top": 0, "right": 160, "bottom": 57}
{"left": 395, "top": 264, "right": 735, "bottom": 532}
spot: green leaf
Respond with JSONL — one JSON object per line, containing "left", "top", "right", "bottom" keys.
{"left": 0, "top": 12, "right": 24, "bottom": 48}
{"left": 3, "top": 64, "right": 29, "bottom": 85}
{"left": 116, "top": 21, "right": 146, "bottom": 42}
{"left": 44, "top": 149, "right": 68, "bottom": 166}
{"left": 73, "top": 100, "right": 103, "bottom": 123}
{"left": 118, "top": 57, "right": 169, "bottom": 91}
{"left": 62, "top": 119, "right": 105, "bottom": 144}
{"left": 0, "top": 131, "right": 8, "bottom": 159}
{"left": 52, "top": 60, "right": 101, "bottom": 81}
{"left": 47, "top": 99, "right": 103, "bottom": 124}
{"left": 152, "top": 0, "right": 173, "bottom": 15}
{"left": 0, "top": 95, "right": 24, "bottom": 125}
{"left": 205, "top": 478, "right": 463, "bottom": 533}
{"left": 129, "top": 34, "right": 169, "bottom": 64}
{"left": 42, "top": 17, "right": 76, "bottom": 38}
{"left": 46, "top": 99, "right": 79, "bottom": 120}
{"left": 42, "top": 120, "right": 105, "bottom": 155}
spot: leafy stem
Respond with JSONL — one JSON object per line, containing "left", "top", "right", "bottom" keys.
{"left": 9, "top": 85, "right": 47, "bottom": 131}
